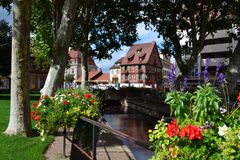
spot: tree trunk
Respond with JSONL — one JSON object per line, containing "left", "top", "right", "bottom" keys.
{"left": 4, "top": 0, "right": 32, "bottom": 136}
{"left": 81, "top": 51, "right": 89, "bottom": 89}
{"left": 225, "top": 42, "right": 240, "bottom": 94}
{"left": 40, "top": 0, "right": 78, "bottom": 96}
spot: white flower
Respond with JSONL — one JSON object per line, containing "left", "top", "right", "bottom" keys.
{"left": 218, "top": 124, "right": 228, "bottom": 136}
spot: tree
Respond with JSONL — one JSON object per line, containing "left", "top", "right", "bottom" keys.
{"left": 31, "top": 0, "right": 79, "bottom": 96}
{"left": 4, "top": 0, "right": 32, "bottom": 136}
{"left": 0, "top": 19, "right": 11, "bottom": 76}
{"left": 64, "top": 74, "right": 74, "bottom": 83}
{"left": 70, "top": 0, "right": 140, "bottom": 89}
{"left": 224, "top": 1, "right": 240, "bottom": 94}
{"left": 143, "top": 0, "right": 234, "bottom": 89}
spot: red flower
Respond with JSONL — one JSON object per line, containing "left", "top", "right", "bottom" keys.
{"left": 44, "top": 95, "right": 49, "bottom": 99}
{"left": 166, "top": 119, "right": 179, "bottom": 137}
{"left": 179, "top": 124, "right": 202, "bottom": 140}
{"left": 32, "top": 102, "right": 38, "bottom": 109}
{"left": 35, "top": 115, "right": 41, "bottom": 121}
{"left": 237, "top": 95, "right": 240, "bottom": 102}
{"left": 90, "top": 99, "right": 95, "bottom": 103}
{"left": 84, "top": 93, "right": 92, "bottom": 99}
{"left": 63, "top": 100, "right": 70, "bottom": 105}
{"left": 31, "top": 112, "right": 36, "bottom": 120}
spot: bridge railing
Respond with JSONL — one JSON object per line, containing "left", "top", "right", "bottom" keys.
{"left": 63, "top": 116, "right": 150, "bottom": 160}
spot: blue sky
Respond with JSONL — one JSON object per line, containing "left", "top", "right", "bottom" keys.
{"left": 0, "top": 7, "right": 163, "bottom": 73}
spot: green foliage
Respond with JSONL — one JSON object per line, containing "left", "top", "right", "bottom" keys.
{"left": 71, "top": 0, "right": 140, "bottom": 60}
{"left": 0, "top": 100, "right": 53, "bottom": 160}
{"left": 150, "top": 82, "right": 240, "bottom": 159}
{"left": 218, "top": 126, "right": 240, "bottom": 159}
{"left": 165, "top": 91, "right": 192, "bottom": 122}
{"left": 0, "top": 0, "right": 12, "bottom": 12}
{"left": 192, "top": 83, "right": 222, "bottom": 125}
{"left": 142, "top": 0, "right": 236, "bottom": 82}
{"left": 64, "top": 74, "right": 75, "bottom": 83}
{"left": 0, "top": 19, "right": 11, "bottom": 76}
{"left": 31, "top": 0, "right": 54, "bottom": 69}
{"left": 31, "top": 88, "right": 101, "bottom": 139}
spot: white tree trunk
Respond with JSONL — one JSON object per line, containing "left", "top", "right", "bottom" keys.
{"left": 81, "top": 51, "right": 88, "bottom": 89}
{"left": 40, "top": 0, "right": 78, "bottom": 96}
{"left": 5, "top": 0, "right": 32, "bottom": 136}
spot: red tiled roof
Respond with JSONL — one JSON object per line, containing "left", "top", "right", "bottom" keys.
{"left": 121, "top": 42, "right": 157, "bottom": 65}
{"left": 88, "top": 70, "right": 102, "bottom": 80}
{"left": 95, "top": 73, "right": 109, "bottom": 82}
{"left": 110, "top": 57, "right": 123, "bottom": 69}
{"left": 68, "top": 50, "right": 96, "bottom": 66}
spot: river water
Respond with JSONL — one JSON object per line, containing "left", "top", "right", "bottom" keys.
{"left": 102, "top": 102, "right": 161, "bottom": 160}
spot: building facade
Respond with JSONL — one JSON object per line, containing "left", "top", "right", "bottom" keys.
{"left": 161, "top": 54, "right": 172, "bottom": 91}
{"left": 120, "top": 42, "right": 163, "bottom": 88}
{"left": 65, "top": 50, "right": 98, "bottom": 80}
{"left": 184, "top": 28, "right": 238, "bottom": 87}
{"left": 109, "top": 57, "right": 123, "bottom": 84}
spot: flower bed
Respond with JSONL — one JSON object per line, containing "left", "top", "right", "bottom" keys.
{"left": 31, "top": 88, "right": 101, "bottom": 140}
{"left": 149, "top": 83, "right": 240, "bottom": 159}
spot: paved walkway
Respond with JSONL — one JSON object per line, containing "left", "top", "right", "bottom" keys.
{"left": 44, "top": 132, "right": 135, "bottom": 160}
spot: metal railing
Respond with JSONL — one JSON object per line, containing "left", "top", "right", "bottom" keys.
{"left": 63, "top": 116, "right": 150, "bottom": 160}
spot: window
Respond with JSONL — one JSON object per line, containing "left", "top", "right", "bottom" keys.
{"left": 71, "top": 69, "right": 74, "bottom": 74}
{"left": 139, "top": 74, "right": 143, "bottom": 80}
{"left": 116, "top": 70, "right": 119, "bottom": 74}
{"left": 127, "top": 66, "right": 130, "bottom": 70}
{"left": 138, "top": 65, "right": 142, "bottom": 70}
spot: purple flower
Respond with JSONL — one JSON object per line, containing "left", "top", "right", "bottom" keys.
{"left": 203, "top": 69, "right": 208, "bottom": 82}
{"left": 205, "top": 121, "right": 210, "bottom": 128}
{"left": 196, "top": 72, "right": 201, "bottom": 80}
{"left": 205, "top": 58, "right": 210, "bottom": 70}
{"left": 218, "top": 73, "right": 224, "bottom": 84}
{"left": 216, "top": 58, "right": 223, "bottom": 72}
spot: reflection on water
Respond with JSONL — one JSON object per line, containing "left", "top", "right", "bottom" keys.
{"left": 103, "top": 104, "right": 159, "bottom": 160}
{"left": 104, "top": 114, "right": 156, "bottom": 144}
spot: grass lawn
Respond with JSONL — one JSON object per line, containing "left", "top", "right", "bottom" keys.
{"left": 0, "top": 99, "right": 54, "bottom": 160}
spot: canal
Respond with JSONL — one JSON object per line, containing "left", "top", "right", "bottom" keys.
{"left": 102, "top": 101, "right": 162, "bottom": 160}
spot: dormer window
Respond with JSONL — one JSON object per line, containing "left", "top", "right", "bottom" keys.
{"left": 128, "top": 54, "right": 134, "bottom": 62}
{"left": 139, "top": 53, "right": 146, "bottom": 62}
{"left": 136, "top": 48, "right": 142, "bottom": 53}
